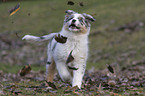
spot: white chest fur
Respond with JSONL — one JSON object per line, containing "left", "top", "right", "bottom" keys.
{"left": 52, "top": 29, "right": 89, "bottom": 63}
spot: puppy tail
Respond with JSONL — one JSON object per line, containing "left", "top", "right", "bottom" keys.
{"left": 22, "top": 33, "right": 57, "bottom": 42}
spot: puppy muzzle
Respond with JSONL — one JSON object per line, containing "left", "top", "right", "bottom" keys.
{"left": 69, "top": 23, "right": 80, "bottom": 29}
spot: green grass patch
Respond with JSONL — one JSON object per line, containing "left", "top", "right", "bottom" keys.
{"left": 0, "top": 63, "right": 45, "bottom": 73}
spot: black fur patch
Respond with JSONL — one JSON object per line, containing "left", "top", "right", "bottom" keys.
{"left": 85, "top": 20, "right": 89, "bottom": 27}
{"left": 78, "top": 16, "right": 89, "bottom": 27}
{"left": 40, "top": 36, "right": 45, "bottom": 39}
{"left": 65, "top": 15, "right": 74, "bottom": 22}
{"left": 47, "top": 61, "right": 51, "bottom": 64}
{"left": 68, "top": 66, "right": 78, "bottom": 70}
{"left": 52, "top": 42, "right": 57, "bottom": 51}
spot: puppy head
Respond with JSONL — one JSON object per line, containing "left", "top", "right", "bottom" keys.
{"left": 63, "top": 10, "right": 95, "bottom": 34}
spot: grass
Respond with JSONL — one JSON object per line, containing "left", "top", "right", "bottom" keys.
{"left": 0, "top": 0, "right": 145, "bottom": 95}
{"left": 1, "top": 80, "right": 144, "bottom": 96}
{"left": 0, "top": 63, "right": 45, "bottom": 73}
{"left": 1, "top": 0, "right": 145, "bottom": 34}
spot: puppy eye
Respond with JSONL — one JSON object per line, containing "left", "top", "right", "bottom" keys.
{"left": 79, "top": 17, "right": 83, "bottom": 22}
{"left": 66, "top": 17, "right": 73, "bottom": 22}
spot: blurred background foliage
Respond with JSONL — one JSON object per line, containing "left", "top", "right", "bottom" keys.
{"left": 0, "top": 0, "right": 145, "bottom": 73}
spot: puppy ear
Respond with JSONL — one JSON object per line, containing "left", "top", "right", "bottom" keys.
{"left": 65, "top": 10, "right": 76, "bottom": 15}
{"left": 83, "top": 13, "right": 96, "bottom": 22}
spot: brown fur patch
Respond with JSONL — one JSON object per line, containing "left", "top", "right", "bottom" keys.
{"left": 46, "top": 60, "right": 56, "bottom": 82}
{"left": 80, "top": 26, "right": 88, "bottom": 34}
{"left": 64, "top": 24, "right": 70, "bottom": 32}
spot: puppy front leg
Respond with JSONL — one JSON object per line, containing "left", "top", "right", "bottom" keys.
{"left": 72, "top": 61, "right": 86, "bottom": 89}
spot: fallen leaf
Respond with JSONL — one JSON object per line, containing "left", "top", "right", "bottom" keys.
{"left": 55, "top": 34, "right": 67, "bottom": 43}
{"left": 66, "top": 50, "right": 74, "bottom": 64}
{"left": 108, "top": 80, "right": 116, "bottom": 86}
{"left": 67, "top": 1, "right": 74, "bottom": 6}
{"left": 20, "top": 65, "right": 31, "bottom": 76}
{"left": 79, "top": 2, "right": 84, "bottom": 7}
{"left": 9, "top": 3, "right": 20, "bottom": 16}
{"left": 106, "top": 64, "right": 114, "bottom": 73}
{"left": 28, "top": 13, "right": 31, "bottom": 16}
{"left": 12, "top": 91, "right": 22, "bottom": 95}
{"left": 64, "top": 86, "right": 79, "bottom": 93}
{"left": 15, "top": 32, "right": 20, "bottom": 38}
{"left": 98, "top": 83, "right": 104, "bottom": 93}
{"left": 46, "top": 81, "right": 57, "bottom": 89}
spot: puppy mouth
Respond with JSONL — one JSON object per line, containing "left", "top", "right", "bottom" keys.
{"left": 69, "top": 24, "right": 80, "bottom": 29}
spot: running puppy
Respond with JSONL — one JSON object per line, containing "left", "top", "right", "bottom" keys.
{"left": 22, "top": 10, "right": 95, "bottom": 89}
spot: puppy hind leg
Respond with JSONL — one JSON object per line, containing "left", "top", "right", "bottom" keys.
{"left": 46, "top": 42, "right": 56, "bottom": 82}
{"left": 56, "top": 61, "right": 72, "bottom": 82}
{"left": 46, "top": 60, "right": 56, "bottom": 82}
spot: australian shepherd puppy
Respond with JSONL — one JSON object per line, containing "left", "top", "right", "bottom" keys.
{"left": 22, "top": 10, "right": 95, "bottom": 89}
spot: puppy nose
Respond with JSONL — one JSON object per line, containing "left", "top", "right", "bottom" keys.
{"left": 72, "top": 19, "right": 76, "bottom": 23}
